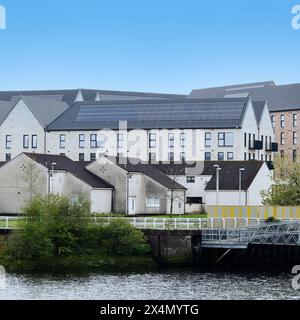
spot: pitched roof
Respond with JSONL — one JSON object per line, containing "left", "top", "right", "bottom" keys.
{"left": 0, "top": 101, "right": 14, "bottom": 125}
{"left": 24, "top": 153, "right": 113, "bottom": 189}
{"left": 153, "top": 161, "right": 266, "bottom": 191}
{"left": 107, "top": 157, "right": 186, "bottom": 190}
{"left": 0, "top": 89, "right": 185, "bottom": 106}
{"left": 252, "top": 101, "right": 266, "bottom": 125}
{"left": 203, "top": 161, "right": 265, "bottom": 191}
{"left": 19, "top": 96, "right": 70, "bottom": 127}
{"left": 47, "top": 98, "right": 250, "bottom": 131}
{"left": 190, "top": 81, "right": 300, "bottom": 112}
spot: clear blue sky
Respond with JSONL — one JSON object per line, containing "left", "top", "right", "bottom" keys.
{"left": 0, "top": 0, "right": 299, "bottom": 94}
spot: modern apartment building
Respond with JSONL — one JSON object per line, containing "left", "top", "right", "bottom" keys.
{"left": 190, "top": 81, "right": 300, "bottom": 161}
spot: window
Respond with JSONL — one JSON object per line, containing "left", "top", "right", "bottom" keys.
{"left": 180, "top": 133, "right": 186, "bottom": 148}
{"left": 280, "top": 132, "right": 285, "bottom": 145}
{"left": 168, "top": 152, "right": 174, "bottom": 161}
{"left": 205, "top": 152, "right": 211, "bottom": 160}
{"left": 23, "top": 135, "right": 29, "bottom": 149}
{"left": 280, "top": 114, "right": 285, "bottom": 128}
{"left": 32, "top": 135, "right": 37, "bottom": 149}
{"left": 205, "top": 133, "right": 212, "bottom": 147}
{"left": 90, "top": 134, "right": 97, "bottom": 148}
{"left": 227, "top": 152, "right": 234, "bottom": 160}
{"left": 98, "top": 134, "right": 105, "bottom": 148}
{"left": 187, "top": 176, "right": 195, "bottom": 183}
{"left": 261, "top": 154, "right": 264, "bottom": 161}
{"left": 293, "top": 132, "right": 297, "bottom": 145}
{"left": 168, "top": 133, "right": 174, "bottom": 148}
{"left": 79, "top": 153, "right": 85, "bottom": 161}
{"left": 180, "top": 152, "right": 186, "bottom": 161}
{"left": 244, "top": 133, "right": 247, "bottom": 148}
{"left": 218, "top": 132, "right": 233, "bottom": 147}
{"left": 280, "top": 150, "right": 284, "bottom": 158}
{"left": 149, "top": 133, "right": 156, "bottom": 148}
{"left": 293, "top": 150, "right": 297, "bottom": 163}
{"left": 79, "top": 134, "right": 85, "bottom": 148}
{"left": 6, "top": 135, "right": 11, "bottom": 149}
{"left": 149, "top": 152, "right": 156, "bottom": 162}
{"left": 146, "top": 197, "right": 160, "bottom": 207}
{"left": 90, "top": 153, "right": 96, "bottom": 161}
{"left": 271, "top": 115, "right": 275, "bottom": 128}
{"left": 117, "top": 134, "right": 124, "bottom": 149}
{"left": 59, "top": 134, "right": 66, "bottom": 149}
{"left": 187, "top": 197, "right": 203, "bottom": 204}
{"left": 5, "top": 153, "right": 11, "bottom": 162}
{"left": 244, "top": 153, "right": 247, "bottom": 161}
{"left": 218, "top": 152, "right": 224, "bottom": 161}
{"left": 248, "top": 153, "right": 251, "bottom": 160}
{"left": 293, "top": 113, "right": 297, "bottom": 127}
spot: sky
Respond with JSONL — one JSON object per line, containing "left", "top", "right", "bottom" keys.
{"left": 0, "top": 0, "right": 299, "bottom": 94}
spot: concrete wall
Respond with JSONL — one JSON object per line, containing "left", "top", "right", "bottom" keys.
{"left": 0, "top": 100, "right": 45, "bottom": 161}
{"left": 0, "top": 154, "right": 48, "bottom": 213}
{"left": 91, "top": 189, "right": 112, "bottom": 213}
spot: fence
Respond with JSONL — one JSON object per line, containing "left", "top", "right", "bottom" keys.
{"left": 207, "top": 206, "right": 300, "bottom": 220}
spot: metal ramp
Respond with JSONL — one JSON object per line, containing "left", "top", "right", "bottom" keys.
{"left": 201, "top": 222, "right": 300, "bottom": 249}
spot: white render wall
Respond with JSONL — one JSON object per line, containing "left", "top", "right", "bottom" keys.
{"left": 0, "top": 100, "right": 45, "bottom": 161}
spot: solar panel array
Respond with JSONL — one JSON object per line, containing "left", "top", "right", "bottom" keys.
{"left": 72, "top": 101, "right": 245, "bottom": 129}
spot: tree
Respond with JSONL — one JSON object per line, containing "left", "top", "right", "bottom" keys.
{"left": 166, "top": 166, "right": 185, "bottom": 216}
{"left": 21, "top": 160, "right": 40, "bottom": 202}
{"left": 261, "top": 156, "right": 300, "bottom": 206}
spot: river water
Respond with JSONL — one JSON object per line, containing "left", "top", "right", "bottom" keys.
{"left": 0, "top": 270, "right": 299, "bottom": 300}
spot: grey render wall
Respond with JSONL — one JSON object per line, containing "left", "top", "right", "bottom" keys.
{"left": 0, "top": 154, "right": 48, "bottom": 214}
{"left": 87, "top": 160, "right": 127, "bottom": 213}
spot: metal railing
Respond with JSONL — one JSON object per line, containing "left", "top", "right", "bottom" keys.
{"left": 0, "top": 216, "right": 23, "bottom": 230}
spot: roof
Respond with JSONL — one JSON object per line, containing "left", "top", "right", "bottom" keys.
{"left": 109, "top": 157, "right": 186, "bottom": 190}
{"left": 24, "top": 153, "right": 113, "bottom": 189}
{"left": 190, "top": 81, "right": 300, "bottom": 112}
{"left": 153, "top": 161, "right": 266, "bottom": 191}
{"left": 0, "top": 89, "right": 185, "bottom": 106}
{"left": 203, "top": 161, "right": 265, "bottom": 191}
{"left": 19, "top": 96, "right": 70, "bottom": 128}
{"left": 0, "top": 101, "right": 14, "bottom": 125}
{"left": 252, "top": 101, "right": 266, "bottom": 125}
{"left": 47, "top": 98, "right": 250, "bottom": 131}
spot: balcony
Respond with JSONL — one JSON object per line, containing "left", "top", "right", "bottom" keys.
{"left": 266, "top": 142, "right": 278, "bottom": 152}
{"left": 249, "top": 140, "right": 263, "bottom": 150}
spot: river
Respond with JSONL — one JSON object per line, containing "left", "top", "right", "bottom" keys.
{"left": 0, "top": 270, "right": 299, "bottom": 300}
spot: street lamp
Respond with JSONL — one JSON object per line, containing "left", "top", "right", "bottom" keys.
{"left": 50, "top": 162, "right": 57, "bottom": 194}
{"left": 213, "top": 164, "right": 221, "bottom": 205}
{"left": 239, "top": 168, "right": 245, "bottom": 205}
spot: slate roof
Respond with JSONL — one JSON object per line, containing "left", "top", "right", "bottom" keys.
{"left": 0, "top": 89, "right": 185, "bottom": 106}
{"left": 0, "top": 101, "right": 14, "bottom": 125}
{"left": 252, "top": 101, "right": 266, "bottom": 125}
{"left": 46, "top": 98, "right": 250, "bottom": 131}
{"left": 24, "top": 153, "right": 113, "bottom": 189}
{"left": 153, "top": 161, "right": 265, "bottom": 191}
{"left": 190, "top": 81, "right": 300, "bottom": 112}
{"left": 107, "top": 157, "right": 186, "bottom": 190}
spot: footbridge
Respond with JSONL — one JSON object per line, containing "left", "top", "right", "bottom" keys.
{"left": 201, "top": 221, "right": 300, "bottom": 249}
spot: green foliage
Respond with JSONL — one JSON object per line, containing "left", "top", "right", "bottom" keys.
{"left": 3, "top": 195, "right": 151, "bottom": 271}
{"left": 261, "top": 156, "right": 300, "bottom": 206}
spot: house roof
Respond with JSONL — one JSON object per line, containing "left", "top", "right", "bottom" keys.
{"left": 190, "top": 81, "right": 300, "bottom": 112}
{"left": 0, "top": 101, "right": 14, "bottom": 125}
{"left": 24, "top": 153, "right": 113, "bottom": 189}
{"left": 107, "top": 157, "right": 186, "bottom": 190}
{"left": 252, "top": 101, "right": 266, "bottom": 125}
{"left": 153, "top": 161, "right": 266, "bottom": 191}
{"left": 203, "top": 161, "right": 265, "bottom": 191}
{"left": 46, "top": 98, "right": 250, "bottom": 131}
{"left": 0, "top": 89, "right": 185, "bottom": 106}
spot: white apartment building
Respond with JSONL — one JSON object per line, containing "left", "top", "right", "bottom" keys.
{"left": 45, "top": 97, "right": 276, "bottom": 163}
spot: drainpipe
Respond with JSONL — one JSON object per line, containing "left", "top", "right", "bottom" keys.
{"left": 126, "top": 170, "right": 129, "bottom": 215}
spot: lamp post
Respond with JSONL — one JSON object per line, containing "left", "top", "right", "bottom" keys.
{"left": 239, "top": 168, "right": 245, "bottom": 205}
{"left": 50, "top": 162, "right": 57, "bottom": 194}
{"left": 213, "top": 164, "right": 221, "bottom": 205}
